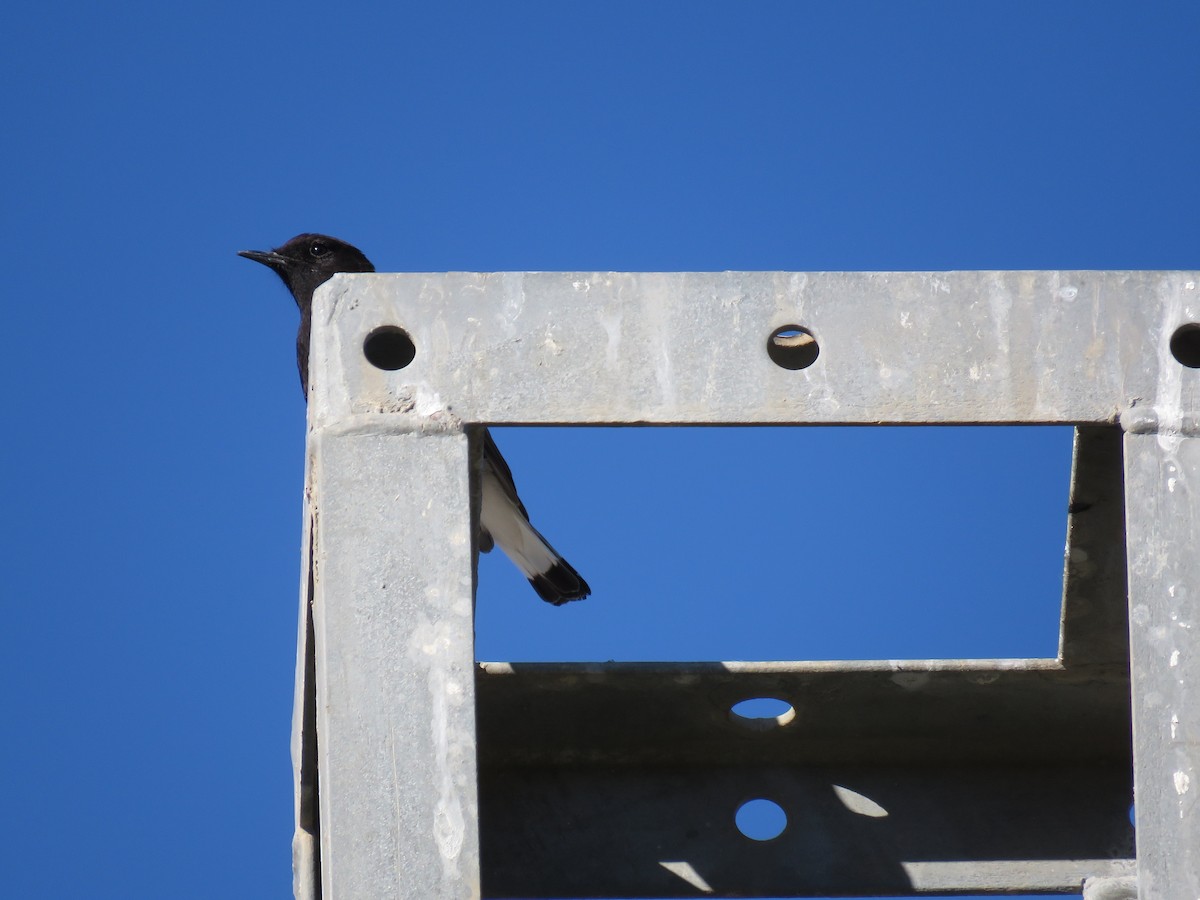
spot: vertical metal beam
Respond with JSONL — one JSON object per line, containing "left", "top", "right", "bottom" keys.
{"left": 292, "top": 512, "right": 321, "bottom": 900}
{"left": 1059, "top": 425, "right": 1129, "bottom": 668}
{"left": 310, "top": 424, "right": 480, "bottom": 899}
{"left": 1124, "top": 432, "right": 1200, "bottom": 898}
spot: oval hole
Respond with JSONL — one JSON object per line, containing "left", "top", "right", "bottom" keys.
{"left": 735, "top": 798, "right": 787, "bottom": 841}
{"left": 767, "top": 325, "right": 819, "bottom": 370}
{"left": 363, "top": 326, "right": 416, "bottom": 371}
{"left": 730, "top": 697, "right": 796, "bottom": 731}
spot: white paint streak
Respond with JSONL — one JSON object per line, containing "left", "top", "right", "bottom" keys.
{"left": 600, "top": 313, "right": 622, "bottom": 368}
{"left": 1170, "top": 649, "right": 1180, "bottom": 667}
{"left": 410, "top": 617, "right": 467, "bottom": 865}
{"left": 643, "top": 277, "right": 677, "bottom": 408}
{"left": 432, "top": 656, "right": 466, "bottom": 864}
{"left": 415, "top": 389, "right": 449, "bottom": 418}
{"left": 1153, "top": 277, "right": 1188, "bottom": 453}
{"left": 1173, "top": 770, "right": 1190, "bottom": 796}
{"left": 986, "top": 276, "right": 1013, "bottom": 392}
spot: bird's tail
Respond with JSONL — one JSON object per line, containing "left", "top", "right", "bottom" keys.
{"left": 480, "top": 470, "right": 591, "bottom": 605}
{"left": 523, "top": 533, "right": 591, "bottom": 605}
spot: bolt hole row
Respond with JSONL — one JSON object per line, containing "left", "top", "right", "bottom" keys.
{"left": 361, "top": 325, "right": 822, "bottom": 371}
{"left": 362, "top": 322, "right": 1200, "bottom": 375}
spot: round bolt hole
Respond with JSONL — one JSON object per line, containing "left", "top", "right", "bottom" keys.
{"left": 363, "top": 326, "right": 416, "bottom": 371}
{"left": 767, "top": 325, "right": 819, "bottom": 370}
{"left": 1170, "top": 323, "right": 1200, "bottom": 369}
{"left": 735, "top": 798, "right": 787, "bottom": 841}
{"left": 729, "top": 697, "right": 796, "bottom": 731}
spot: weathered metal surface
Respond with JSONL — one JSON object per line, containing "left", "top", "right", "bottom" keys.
{"left": 474, "top": 660, "right": 1128, "bottom": 767}
{"left": 308, "top": 427, "right": 480, "bottom": 899}
{"left": 1084, "top": 875, "right": 1139, "bottom": 900}
{"left": 475, "top": 660, "right": 1133, "bottom": 896}
{"left": 309, "top": 270, "right": 1200, "bottom": 428}
{"left": 295, "top": 271, "right": 1200, "bottom": 898}
{"left": 1059, "top": 426, "right": 1130, "bottom": 667}
{"left": 1124, "top": 433, "right": 1200, "bottom": 898}
{"left": 480, "top": 765, "right": 1133, "bottom": 897}
{"left": 291, "top": 534, "right": 319, "bottom": 900}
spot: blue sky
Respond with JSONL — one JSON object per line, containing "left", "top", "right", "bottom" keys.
{"left": 2, "top": 2, "right": 1196, "bottom": 897}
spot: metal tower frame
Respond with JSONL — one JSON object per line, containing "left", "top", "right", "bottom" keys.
{"left": 290, "top": 271, "right": 1200, "bottom": 899}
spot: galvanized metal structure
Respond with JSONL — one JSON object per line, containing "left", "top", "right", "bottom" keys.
{"left": 291, "top": 271, "right": 1200, "bottom": 899}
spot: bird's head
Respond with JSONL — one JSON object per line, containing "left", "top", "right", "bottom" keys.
{"left": 238, "top": 233, "right": 375, "bottom": 307}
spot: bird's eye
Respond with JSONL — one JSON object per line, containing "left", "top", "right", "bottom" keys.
{"left": 309, "top": 242, "right": 329, "bottom": 258}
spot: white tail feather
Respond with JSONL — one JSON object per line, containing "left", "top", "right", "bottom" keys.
{"left": 480, "top": 468, "right": 559, "bottom": 578}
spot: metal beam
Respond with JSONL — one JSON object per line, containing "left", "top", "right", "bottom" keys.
{"left": 476, "top": 660, "right": 1133, "bottom": 896}
{"left": 295, "top": 270, "right": 1200, "bottom": 898}
{"left": 308, "top": 427, "right": 480, "bottom": 899}
{"left": 309, "top": 270, "right": 1198, "bottom": 427}
{"left": 1124, "top": 433, "right": 1200, "bottom": 898}
{"left": 1059, "top": 426, "right": 1129, "bottom": 667}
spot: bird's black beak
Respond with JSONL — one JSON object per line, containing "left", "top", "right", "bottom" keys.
{"left": 237, "top": 249, "right": 289, "bottom": 270}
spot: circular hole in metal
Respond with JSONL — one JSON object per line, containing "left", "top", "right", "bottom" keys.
{"left": 1170, "top": 323, "right": 1200, "bottom": 368}
{"left": 363, "top": 326, "right": 416, "bottom": 371}
{"left": 735, "top": 798, "right": 787, "bottom": 841}
{"left": 729, "top": 697, "right": 796, "bottom": 731}
{"left": 767, "top": 325, "right": 819, "bottom": 370}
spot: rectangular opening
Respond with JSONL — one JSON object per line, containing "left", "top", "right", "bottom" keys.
{"left": 475, "top": 425, "right": 1081, "bottom": 663}
{"left": 473, "top": 425, "right": 1135, "bottom": 897}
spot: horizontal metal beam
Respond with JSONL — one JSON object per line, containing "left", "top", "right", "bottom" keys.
{"left": 474, "top": 659, "right": 1133, "bottom": 895}
{"left": 480, "top": 764, "right": 1133, "bottom": 897}
{"left": 309, "top": 270, "right": 1200, "bottom": 428}
{"left": 474, "top": 659, "right": 1129, "bottom": 767}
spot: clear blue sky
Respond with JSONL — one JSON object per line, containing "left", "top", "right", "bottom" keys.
{"left": 2, "top": 2, "right": 1196, "bottom": 897}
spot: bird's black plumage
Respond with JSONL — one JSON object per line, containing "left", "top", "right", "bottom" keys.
{"left": 239, "top": 233, "right": 590, "bottom": 605}
{"left": 238, "top": 234, "right": 374, "bottom": 394}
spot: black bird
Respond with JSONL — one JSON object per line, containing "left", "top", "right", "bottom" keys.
{"left": 239, "top": 234, "right": 591, "bottom": 605}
